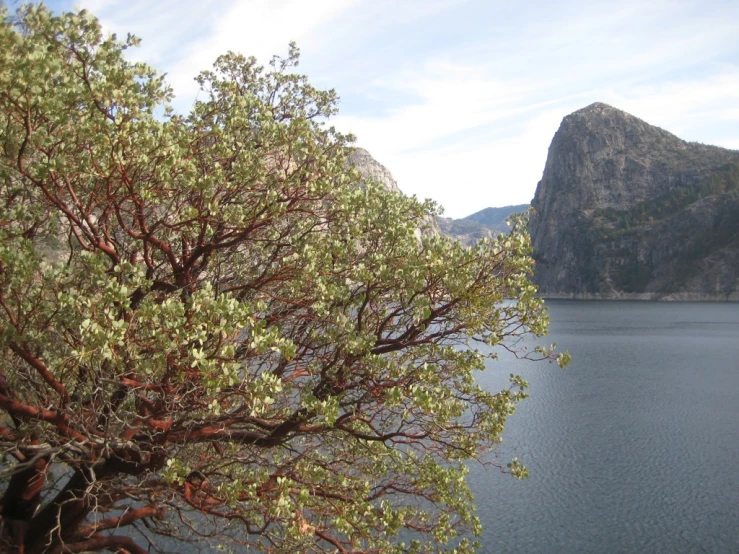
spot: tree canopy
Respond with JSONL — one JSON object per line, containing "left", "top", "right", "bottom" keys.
{"left": 0, "top": 5, "right": 567, "bottom": 553}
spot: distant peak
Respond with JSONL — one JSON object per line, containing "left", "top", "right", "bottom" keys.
{"left": 568, "top": 102, "right": 626, "bottom": 118}
{"left": 347, "top": 147, "right": 371, "bottom": 159}
{"left": 559, "top": 102, "right": 657, "bottom": 135}
{"left": 579, "top": 101, "right": 615, "bottom": 111}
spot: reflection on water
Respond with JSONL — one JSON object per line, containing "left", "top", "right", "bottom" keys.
{"left": 473, "top": 301, "right": 739, "bottom": 554}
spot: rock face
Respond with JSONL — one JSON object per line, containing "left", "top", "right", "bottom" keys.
{"left": 346, "top": 148, "right": 404, "bottom": 195}
{"left": 529, "top": 102, "right": 739, "bottom": 300}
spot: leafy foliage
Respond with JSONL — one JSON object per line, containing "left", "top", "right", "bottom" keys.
{"left": 0, "top": 6, "right": 566, "bottom": 553}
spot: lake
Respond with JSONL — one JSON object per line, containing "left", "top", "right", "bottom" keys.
{"left": 472, "top": 300, "right": 739, "bottom": 554}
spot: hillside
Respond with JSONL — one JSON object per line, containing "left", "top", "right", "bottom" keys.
{"left": 529, "top": 102, "right": 739, "bottom": 300}
{"left": 436, "top": 205, "right": 528, "bottom": 246}
{"left": 462, "top": 205, "right": 530, "bottom": 233}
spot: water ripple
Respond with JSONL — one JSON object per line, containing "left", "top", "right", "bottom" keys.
{"left": 474, "top": 301, "right": 739, "bottom": 554}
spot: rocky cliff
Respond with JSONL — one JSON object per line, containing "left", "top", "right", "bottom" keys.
{"left": 529, "top": 102, "right": 739, "bottom": 300}
{"left": 346, "top": 148, "right": 404, "bottom": 195}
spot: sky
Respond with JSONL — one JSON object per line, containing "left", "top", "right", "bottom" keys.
{"left": 30, "top": 0, "right": 739, "bottom": 217}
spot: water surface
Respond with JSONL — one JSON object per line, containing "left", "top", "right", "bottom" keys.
{"left": 472, "top": 301, "right": 739, "bottom": 554}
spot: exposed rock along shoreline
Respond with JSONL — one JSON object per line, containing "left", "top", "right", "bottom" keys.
{"left": 538, "top": 292, "right": 739, "bottom": 302}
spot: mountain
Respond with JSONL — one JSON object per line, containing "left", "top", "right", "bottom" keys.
{"left": 463, "top": 205, "right": 530, "bottom": 233}
{"left": 529, "top": 102, "right": 739, "bottom": 300}
{"left": 436, "top": 205, "right": 528, "bottom": 246}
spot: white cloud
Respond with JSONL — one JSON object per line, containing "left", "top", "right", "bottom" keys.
{"left": 328, "top": 0, "right": 739, "bottom": 216}
{"left": 602, "top": 71, "right": 739, "bottom": 141}
{"left": 46, "top": 0, "right": 739, "bottom": 217}
{"left": 163, "top": 0, "right": 362, "bottom": 109}
{"left": 73, "top": 0, "right": 361, "bottom": 111}
{"left": 343, "top": 105, "right": 566, "bottom": 217}
{"left": 343, "top": 61, "right": 739, "bottom": 217}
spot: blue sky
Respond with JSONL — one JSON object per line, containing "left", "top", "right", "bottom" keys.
{"left": 34, "top": 0, "right": 739, "bottom": 217}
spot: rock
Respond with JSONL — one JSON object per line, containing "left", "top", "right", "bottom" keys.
{"left": 346, "top": 147, "right": 404, "bottom": 195}
{"left": 529, "top": 102, "right": 739, "bottom": 300}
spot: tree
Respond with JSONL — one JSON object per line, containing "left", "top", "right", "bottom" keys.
{"left": 0, "top": 6, "right": 568, "bottom": 553}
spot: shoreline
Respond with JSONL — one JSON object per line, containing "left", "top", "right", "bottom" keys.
{"left": 538, "top": 292, "right": 739, "bottom": 302}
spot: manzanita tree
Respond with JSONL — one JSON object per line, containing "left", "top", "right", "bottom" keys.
{"left": 0, "top": 6, "right": 568, "bottom": 553}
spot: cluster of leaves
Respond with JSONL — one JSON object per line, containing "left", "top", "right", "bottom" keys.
{"left": 0, "top": 6, "right": 566, "bottom": 554}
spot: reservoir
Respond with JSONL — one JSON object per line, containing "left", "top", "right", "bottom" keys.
{"left": 472, "top": 300, "right": 739, "bottom": 553}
